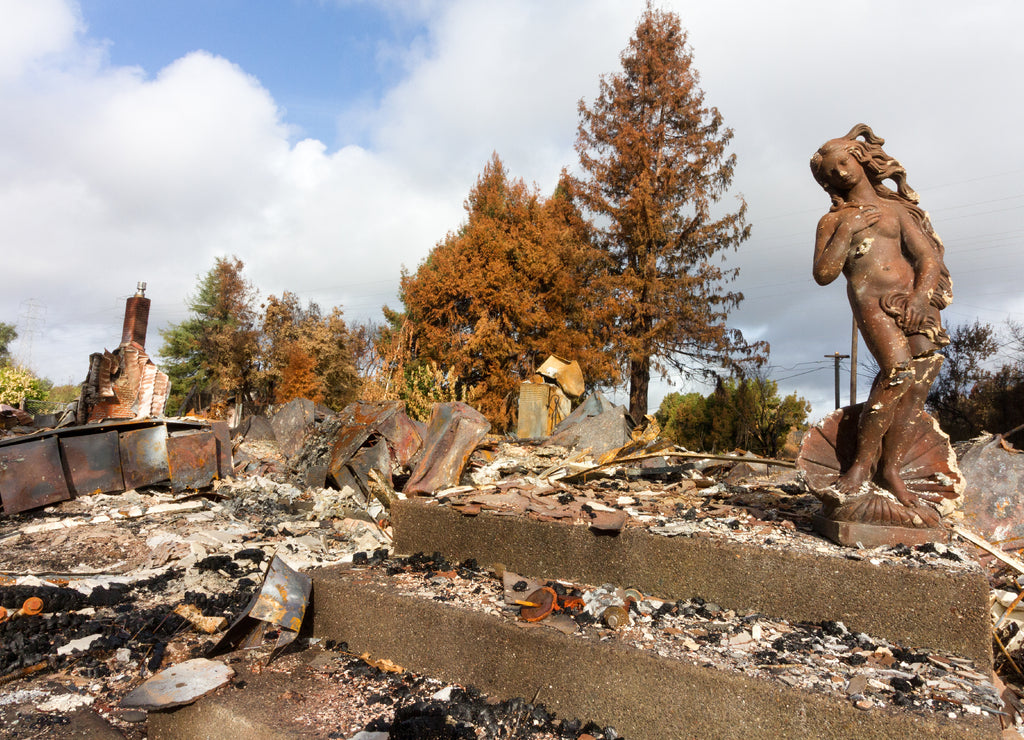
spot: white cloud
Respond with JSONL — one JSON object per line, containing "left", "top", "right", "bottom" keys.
{"left": 1, "top": 0, "right": 1022, "bottom": 427}
{"left": 0, "top": 0, "right": 81, "bottom": 81}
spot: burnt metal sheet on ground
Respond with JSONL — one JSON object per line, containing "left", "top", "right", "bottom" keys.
{"left": 404, "top": 402, "right": 491, "bottom": 495}
{"left": 210, "top": 420, "right": 232, "bottom": 479}
{"left": 60, "top": 431, "right": 124, "bottom": 496}
{"left": 959, "top": 434, "right": 1024, "bottom": 542}
{"left": 167, "top": 431, "right": 218, "bottom": 491}
{"left": 120, "top": 425, "right": 170, "bottom": 489}
{"left": 120, "top": 659, "right": 234, "bottom": 710}
{"left": 0, "top": 436, "right": 71, "bottom": 514}
{"left": 211, "top": 553, "right": 311, "bottom": 663}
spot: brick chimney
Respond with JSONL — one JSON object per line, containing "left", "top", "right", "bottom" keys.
{"left": 121, "top": 282, "right": 150, "bottom": 349}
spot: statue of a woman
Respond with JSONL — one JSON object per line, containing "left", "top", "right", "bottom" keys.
{"left": 807, "top": 124, "right": 956, "bottom": 529}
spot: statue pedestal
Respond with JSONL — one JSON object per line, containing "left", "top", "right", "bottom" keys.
{"left": 812, "top": 514, "right": 949, "bottom": 548}
{"left": 798, "top": 404, "right": 964, "bottom": 548}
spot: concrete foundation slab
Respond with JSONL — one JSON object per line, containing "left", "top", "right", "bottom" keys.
{"left": 392, "top": 499, "right": 992, "bottom": 668}
{"left": 306, "top": 565, "right": 998, "bottom": 740}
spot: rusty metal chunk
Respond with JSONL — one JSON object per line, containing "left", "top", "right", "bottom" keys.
{"left": 520, "top": 586, "right": 557, "bottom": 622}
{"left": 60, "top": 431, "right": 124, "bottom": 496}
{"left": 404, "top": 402, "right": 490, "bottom": 496}
{"left": 119, "top": 425, "right": 170, "bottom": 489}
{"left": 167, "top": 431, "right": 218, "bottom": 491}
{"left": 328, "top": 401, "right": 405, "bottom": 485}
{"left": 0, "top": 436, "right": 71, "bottom": 514}
{"left": 210, "top": 420, "right": 233, "bottom": 480}
{"left": 211, "top": 553, "right": 311, "bottom": 663}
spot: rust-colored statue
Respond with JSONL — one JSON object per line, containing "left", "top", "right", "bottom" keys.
{"left": 798, "top": 124, "right": 964, "bottom": 545}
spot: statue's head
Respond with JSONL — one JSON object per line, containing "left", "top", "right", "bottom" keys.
{"left": 810, "top": 139, "right": 863, "bottom": 195}
{"left": 811, "top": 124, "right": 919, "bottom": 206}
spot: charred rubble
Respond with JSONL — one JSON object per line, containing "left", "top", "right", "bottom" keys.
{"left": 0, "top": 331, "right": 1021, "bottom": 737}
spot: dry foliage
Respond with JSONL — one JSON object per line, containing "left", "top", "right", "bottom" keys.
{"left": 575, "top": 3, "right": 765, "bottom": 420}
{"left": 394, "top": 155, "right": 619, "bottom": 431}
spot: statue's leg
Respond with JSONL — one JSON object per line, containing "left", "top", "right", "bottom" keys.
{"left": 834, "top": 361, "right": 915, "bottom": 495}
{"left": 878, "top": 354, "right": 944, "bottom": 505}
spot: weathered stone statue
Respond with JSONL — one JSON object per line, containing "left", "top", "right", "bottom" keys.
{"left": 798, "top": 124, "right": 964, "bottom": 546}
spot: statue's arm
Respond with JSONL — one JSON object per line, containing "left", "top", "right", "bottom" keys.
{"left": 813, "top": 213, "right": 849, "bottom": 285}
{"left": 900, "top": 210, "right": 942, "bottom": 330}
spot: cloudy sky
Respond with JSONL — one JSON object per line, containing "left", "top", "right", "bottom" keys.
{"left": 2, "top": 0, "right": 1022, "bottom": 421}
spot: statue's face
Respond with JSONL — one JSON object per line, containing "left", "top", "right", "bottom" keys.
{"left": 818, "top": 143, "right": 864, "bottom": 191}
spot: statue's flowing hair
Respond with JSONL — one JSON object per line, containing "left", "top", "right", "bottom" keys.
{"left": 810, "top": 124, "right": 953, "bottom": 312}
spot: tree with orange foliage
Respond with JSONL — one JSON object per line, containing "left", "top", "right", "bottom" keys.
{"left": 396, "top": 154, "right": 618, "bottom": 430}
{"left": 276, "top": 344, "right": 325, "bottom": 405}
{"left": 575, "top": 3, "right": 763, "bottom": 422}
{"left": 261, "top": 291, "right": 358, "bottom": 411}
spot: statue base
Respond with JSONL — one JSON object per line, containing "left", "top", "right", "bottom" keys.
{"left": 812, "top": 514, "right": 950, "bottom": 549}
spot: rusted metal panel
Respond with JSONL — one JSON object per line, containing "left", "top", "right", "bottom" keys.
{"left": 959, "top": 435, "right": 1024, "bottom": 542}
{"left": 0, "top": 436, "right": 71, "bottom": 514}
{"left": 404, "top": 402, "right": 491, "bottom": 495}
{"left": 328, "top": 401, "right": 403, "bottom": 486}
{"left": 210, "top": 420, "right": 232, "bottom": 479}
{"left": 211, "top": 553, "right": 311, "bottom": 663}
{"left": 377, "top": 409, "right": 423, "bottom": 468}
{"left": 167, "top": 431, "right": 218, "bottom": 491}
{"left": 59, "top": 431, "right": 124, "bottom": 496}
{"left": 348, "top": 437, "right": 394, "bottom": 491}
{"left": 119, "top": 425, "right": 170, "bottom": 489}
{"left": 517, "top": 382, "right": 551, "bottom": 439}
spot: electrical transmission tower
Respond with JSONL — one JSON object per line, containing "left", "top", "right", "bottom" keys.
{"left": 17, "top": 299, "right": 46, "bottom": 370}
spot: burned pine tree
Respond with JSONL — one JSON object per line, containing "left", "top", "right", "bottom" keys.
{"left": 574, "top": 3, "right": 762, "bottom": 422}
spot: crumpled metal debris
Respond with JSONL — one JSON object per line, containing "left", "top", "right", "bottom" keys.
{"left": 119, "top": 658, "right": 234, "bottom": 710}
{"left": 546, "top": 392, "right": 633, "bottom": 458}
{"left": 957, "top": 433, "right": 1024, "bottom": 541}
{"left": 405, "top": 403, "right": 490, "bottom": 496}
{"left": 211, "top": 552, "right": 311, "bottom": 663}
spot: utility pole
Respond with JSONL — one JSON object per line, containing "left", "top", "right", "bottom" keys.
{"left": 850, "top": 318, "right": 858, "bottom": 406}
{"left": 825, "top": 352, "right": 850, "bottom": 410}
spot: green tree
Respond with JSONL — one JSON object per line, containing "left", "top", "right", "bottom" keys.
{"left": 575, "top": 2, "right": 761, "bottom": 422}
{"left": 928, "top": 319, "right": 1024, "bottom": 445}
{"left": 0, "top": 365, "right": 47, "bottom": 407}
{"left": 0, "top": 322, "right": 16, "bottom": 366}
{"left": 159, "top": 256, "right": 260, "bottom": 413}
{"left": 656, "top": 375, "right": 809, "bottom": 456}
{"left": 397, "top": 154, "right": 618, "bottom": 430}
{"left": 927, "top": 320, "right": 999, "bottom": 441}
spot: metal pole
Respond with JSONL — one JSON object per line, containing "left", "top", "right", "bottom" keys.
{"left": 825, "top": 352, "right": 850, "bottom": 410}
{"left": 850, "top": 318, "right": 858, "bottom": 406}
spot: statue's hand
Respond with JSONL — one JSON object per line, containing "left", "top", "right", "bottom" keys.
{"left": 904, "top": 292, "right": 930, "bottom": 332}
{"left": 843, "top": 205, "right": 880, "bottom": 234}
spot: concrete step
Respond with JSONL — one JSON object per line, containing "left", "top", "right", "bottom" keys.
{"left": 391, "top": 498, "right": 993, "bottom": 668}
{"left": 305, "top": 563, "right": 1000, "bottom": 740}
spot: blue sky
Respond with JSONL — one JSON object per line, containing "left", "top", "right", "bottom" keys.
{"left": 79, "top": 0, "right": 422, "bottom": 148}
{"left": 3, "top": 0, "right": 1023, "bottom": 420}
